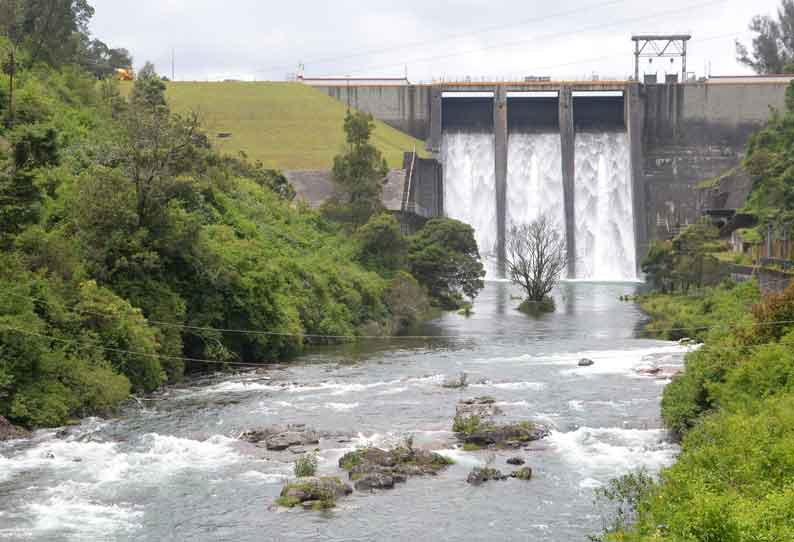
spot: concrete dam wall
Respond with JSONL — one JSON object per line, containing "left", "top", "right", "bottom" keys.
{"left": 316, "top": 80, "right": 789, "bottom": 278}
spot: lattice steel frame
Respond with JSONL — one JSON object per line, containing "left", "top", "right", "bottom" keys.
{"left": 631, "top": 34, "right": 692, "bottom": 82}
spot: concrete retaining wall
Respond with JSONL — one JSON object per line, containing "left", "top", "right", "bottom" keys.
{"left": 316, "top": 85, "right": 432, "bottom": 140}
{"left": 641, "top": 82, "right": 787, "bottom": 254}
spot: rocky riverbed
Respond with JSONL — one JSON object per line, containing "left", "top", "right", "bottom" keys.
{"left": 0, "top": 282, "right": 693, "bottom": 541}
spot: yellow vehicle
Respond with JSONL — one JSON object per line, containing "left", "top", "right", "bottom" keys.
{"left": 115, "top": 67, "right": 134, "bottom": 81}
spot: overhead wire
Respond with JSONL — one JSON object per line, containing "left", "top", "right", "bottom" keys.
{"left": 256, "top": 0, "right": 631, "bottom": 75}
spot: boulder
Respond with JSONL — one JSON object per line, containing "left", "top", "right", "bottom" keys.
{"left": 456, "top": 397, "right": 503, "bottom": 419}
{"left": 339, "top": 445, "right": 453, "bottom": 490}
{"left": 241, "top": 424, "right": 320, "bottom": 451}
{"left": 506, "top": 457, "right": 525, "bottom": 466}
{"left": 578, "top": 358, "right": 595, "bottom": 367}
{"left": 510, "top": 466, "right": 533, "bottom": 480}
{"left": 467, "top": 467, "right": 508, "bottom": 486}
{"left": 461, "top": 421, "right": 550, "bottom": 448}
{"left": 0, "top": 416, "right": 29, "bottom": 442}
{"left": 442, "top": 372, "right": 469, "bottom": 389}
{"left": 278, "top": 477, "right": 352, "bottom": 509}
{"left": 265, "top": 430, "right": 320, "bottom": 451}
{"left": 354, "top": 473, "right": 396, "bottom": 491}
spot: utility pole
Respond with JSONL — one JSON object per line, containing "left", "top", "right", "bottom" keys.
{"left": 171, "top": 48, "right": 175, "bottom": 81}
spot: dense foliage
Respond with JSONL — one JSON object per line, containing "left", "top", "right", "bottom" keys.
{"left": 0, "top": 4, "right": 484, "bottom": 430}
{"left": 601, "top": 282, "right": 794, "bottom": 540}
{"left": 640, "top": 220, "right": 722, "bottom": 294}
{"left": 742, "top": 81, "right": 794, "bottom": 231}
{"left": 408, "top": 218, "right": 485, "bottom": 310}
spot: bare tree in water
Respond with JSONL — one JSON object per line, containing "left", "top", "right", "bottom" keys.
{"left": 505, "top": 216, "right": 568, "bottom": 312}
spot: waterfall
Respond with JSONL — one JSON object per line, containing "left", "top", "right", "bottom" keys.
{"left": 506, "top": 132, "right": 566, "bottom": 237}
{"left": 573, "top": 132, "right": 636, "bottom": 281}
{"left": 442, "top": 132, "right": 498, "bottom": 276}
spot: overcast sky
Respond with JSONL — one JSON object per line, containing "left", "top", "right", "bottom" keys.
{"left": 89, "top": 0, "right": 780, "bottom": 82}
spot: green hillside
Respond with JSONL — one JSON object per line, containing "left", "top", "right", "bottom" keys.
{"left": 123, "top": 81, "right": 425, "bottom": 170}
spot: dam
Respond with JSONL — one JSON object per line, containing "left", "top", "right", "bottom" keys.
{"left": 318, "top": 77, "right": 791, "bottom": 280}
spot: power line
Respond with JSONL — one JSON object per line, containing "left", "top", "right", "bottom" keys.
{"left": 3, "top": 288, "right": 794, "bottom": 342}
{"left": 257, "top": 0, "right": 630, "bottom": 75}
{"left": 304, "top": 0, "right": 729, "bottom": 78}
{"left": 0, "top": 323, "right": 267, "bottom": 368}
{"left": 1, "top": 323, "right": 792, "bottom": 373}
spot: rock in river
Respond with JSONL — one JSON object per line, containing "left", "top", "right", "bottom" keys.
{"left": 467, "top": 467, "right": 508, "bottom": 486}
{"left": 339, "top": 444, "right": 453, "bottom": 491}
{"left": 241, "top": 424, "right": 319, "bottom": 451}
{"left": 0, "top": 416, "right": 29, "bottom": 442}
{"left": 277, "top": 477, "right": 353, "bottom": 509}
{"left": 456, "top": 397, "right": 503, "bottom": 419}
{"left": 510, "top": 467, "right": 533, "bottom": 480}
{"left": 506, "top": 457, "right": 525, "bottom": 466}
{"left": 578, "top": 358, "right": 595, "bottom": 367}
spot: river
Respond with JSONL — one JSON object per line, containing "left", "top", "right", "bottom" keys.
{"left": 0, "top": 281, "right": 691, "bottom": 541}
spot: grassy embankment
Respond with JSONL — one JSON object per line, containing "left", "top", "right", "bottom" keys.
{"left": 598, "top": 281, "right": 794, "bottom": 541}
{"left": 120, "top": 81, "right": 426, "bottom": 170}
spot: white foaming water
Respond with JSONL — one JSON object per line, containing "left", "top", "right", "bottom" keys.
{"left": 325, "top": 402, "right": 360, "bottom": 412}
{"left": 506, "top": 132, "right": 566, "bottom": 237}
{"left": 27, "top": 494, "right": 143, "bottom": 538}
{"left": 442, "top": 131, "right": 498, "bottom": 277}
{"left": 549, "top": 427, "right": 678, "bottom": 479}
{"left": 472, "top": 381, "right": 547, "bottom": 391}
{"left": 574, "top": 132, "right": 636, "bottom": 281}
{"left": 471, "top": 343, "right": 691, "bottom": 375}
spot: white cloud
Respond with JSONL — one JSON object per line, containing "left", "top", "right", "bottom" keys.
{"left": 89, "top": 0, "right": 783, "bottom": 82}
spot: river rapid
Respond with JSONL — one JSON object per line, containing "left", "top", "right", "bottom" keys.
{"left": 0, "top": 281, "right": 691, "bottom": 541}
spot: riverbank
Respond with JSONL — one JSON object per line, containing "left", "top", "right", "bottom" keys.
{"left": 604, "top": 280, "right": 794, "bottom": 541}
{"left": 0, "top": 281, "right": 688, "bottom": 541}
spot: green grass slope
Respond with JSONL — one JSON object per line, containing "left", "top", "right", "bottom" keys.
{"left": 124, "top": 81, "right": 425, "bottom": 170}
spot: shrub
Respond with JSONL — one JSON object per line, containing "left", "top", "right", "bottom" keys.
{"left": 294, "top": 453, "right": 318, "bottom": 478}
{"left": 452, "top": 414, "right": 482, "bottom": 435}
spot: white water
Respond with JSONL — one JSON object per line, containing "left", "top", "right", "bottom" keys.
{"left": 506, "top": 132, "right": 566, "bottom": 237}
{"left": 574, "top": 132, "right": 637, "bottom": 281}
{"left": 442, "top": 132, "right": 498, "bottom": 276}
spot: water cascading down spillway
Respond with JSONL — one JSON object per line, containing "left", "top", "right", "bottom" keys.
{"left": 506, "top": 93, "right": 566, "bottom": 250}
{"left": 440, "top": 88, "right": 637, "bottom": 282}
{"left": 441, "top": 92, "right": 499, "bottom": 276}
{"left": 571, "top": 92, "right": 637, "bottom": 281}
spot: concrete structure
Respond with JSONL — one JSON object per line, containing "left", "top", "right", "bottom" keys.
{"left": 316, "top": 77, "right": 790, "bottom": 266}
{"left": 299, "top": 75, "right": 410, "bottom": 87}
{"left": 285, "top": 151, "right": 442, "bottom": 235}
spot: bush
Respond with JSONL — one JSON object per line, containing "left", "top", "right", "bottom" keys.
{"left": 294, "top": 453, "right": 318, "bottom": 478}
{"left": 356, "top": 213, "right": 407, "bottom": 274}
{"left": 408, "top": 218, "right": 485, "bottom": 309}
{"left": 518, "top": 296, "right": 555, "bottom": 315}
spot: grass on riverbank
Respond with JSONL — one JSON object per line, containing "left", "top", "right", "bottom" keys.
{"left": 120, "top": 81, "right": 425, "bottom": 170}
{"left": 599, "top": 281, "right": 794, "bottom": 541}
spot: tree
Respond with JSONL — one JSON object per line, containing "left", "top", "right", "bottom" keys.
{"left": 641, "top": 240, "right": 676, "bottom": 293}
{"left": 640, "top": 221, "right": 721, "bottom": 294}
{"left": 736, "top": 1, "right": 794, "bottom": 74}
{"left": 504, "top": 217, "right": 567, "bottom": 313}
{"left": 356, "top": 212, "right": 406, "bottom": 274}
{"left": 324, "top": 110, "right": 388, "bottom": 227}
{"left": 79, "top": 37, "right": 132, "bottom": 79}
{"left": 672, "top": 221, "right": 721, "bottom": 293}
{"left": 116, "top": 70, "right": 201, "bottom": 228}
{"left": 408, "top": 218, "right": 485, "bottom": 309}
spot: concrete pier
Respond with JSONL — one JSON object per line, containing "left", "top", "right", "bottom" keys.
{"left": 626, "top": 83, "right": 646, "bottom": 268}
{"left": 558, "top": 87, "right": 577, "bottom": 278}
{"left": 494, "top": 86, "right": 508, "bottom": 262}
